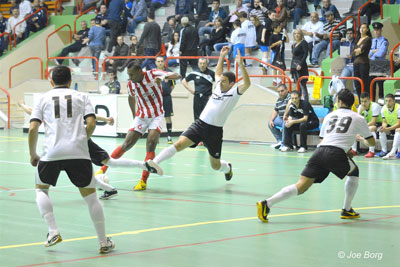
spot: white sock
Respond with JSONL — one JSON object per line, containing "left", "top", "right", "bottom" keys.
{"left": 343, "top": 176, "right": 359, "bottom": 211}
{"left": 369, "top": 132, "right": 376, "bottom": 152}
{"left": 94, "top": 175, "right": 115, "bottom": 191}
{"left": 36, "top": 189, "right": 59, "bottom": 236}
{"left": 266, "top": 184, "right": 298, "bottom": 208}
{"left": 84, "top": 192, "right": 106, "bottom": 244}
{"left": 380, "top": 132, "right": 387, "bottom": 153}
{"left": 389, "top": 132, "right": 400, "bottom": 155}
{"left": 107, "top": 158, "right": 146, "bottom": 170}
{"left": 154, "top": 145, "right": 177, "bottom": 164}
{"left": 351, "top": 142, "right": 357, "bottom": 152}
{"left": 262, "top": 57, "right": 268, "bottom": 68}
{"left": 218, "top": 160, "right": 230, "bottom": 173}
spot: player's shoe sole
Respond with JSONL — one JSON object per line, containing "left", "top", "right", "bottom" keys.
{"left": 256, "top": 200, "right": 270, "bottom": 222}
{"left": 133, "top": 180, "right": 147, "bottom": 191}
{"left": 340, "top": 208, "right": 360, "bottom": 219}
{"left": 145, "top": 160, "right": 163, "bottom": 176}
{"left": 45, "top": 233, "right": 62, "bottom": 247}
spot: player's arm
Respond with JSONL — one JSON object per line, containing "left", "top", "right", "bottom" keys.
{"left": 164, "top": 72, "right": 182, "bottom": 80}
{"left": 85, "top": 115, "right": 96, "bottom": 139}
{"left": 128, "top": 95, "right": 136, "bottom": 118}
{"left": 269, "top": 109, "right": 278, "bottom": 128}
{"left": 215, "top": 46, "right": 230, "bottom": 80}
{"left": 291, "top": 115, "right": 308, "bottom": 124}
{"left": 28, "top": 120, "right": 41, "bottom": 166}
{"left": 182, "top": 78, "right": 195, "bottom": 94}
{"left": 282, "top": 100, "right": 292, "bottom": 121}
{"left": 237, "top": 50, "right": 250, "bottom": 94}
{"left": 367, "top": 116, "right": 377, "bottom": 127}
{"left": 96, "top": 115, "right": 115, "bottom": 126}
{"left": 18, "top": 100, "right": 33, "bottom": 115}
{"left": 386, "top": 118, "right": 400, "bottom": 131}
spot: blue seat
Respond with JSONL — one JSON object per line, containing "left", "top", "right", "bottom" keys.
{"left": 275, "top": 107, "right": 329, "bottom": 133}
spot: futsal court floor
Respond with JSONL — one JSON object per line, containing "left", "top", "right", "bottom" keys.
{"left": 0, "top": 129, "right": 399, "bottom": 267}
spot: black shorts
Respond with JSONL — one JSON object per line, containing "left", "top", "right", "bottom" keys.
{"left": 301, "top": 146, "right": 359, "bottom": 183}
{"left": 88, "top": 139, "right": 109, "bottom": 166}
{"left": 163, "top": 95, "right": 174, "bottom": 117}
{"left": 36, "top": 159, "right": 93, "bottom": 188}
{"left": 182, "top": 119, "right": 223, "bottom": 159}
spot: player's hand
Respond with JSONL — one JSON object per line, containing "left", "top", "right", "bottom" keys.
{"left": 221, "top": 46, "right": 230, "bottom": 56}
{"left": 235, "top": 49, "right": 244, "bottom": 65}
{"left": 106, "top": 117, "right": 115, "bottom": 126}
{"left": 346, "top": 150, "right": 354, "bottom": 159}
{"left": 285, "top": 120, "right": 293, "bottom": 128}
{"left": 17, "top": 99, "right": 25, "bottom": 108}
{"left": 30, "top": 154, "right": 40, "bottom": 167}
{"left": 269, "top": 120, "right": 275, "bottom": 128}
{"left": 296, "top": 65, "right": 301, "bottom": 71}
{"left": 355, "top": 134, "right": 363, "bottom": 141}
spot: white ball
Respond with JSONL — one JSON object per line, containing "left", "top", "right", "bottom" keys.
{"left": 99, "top": 85, "right": 109, "bottom": 95}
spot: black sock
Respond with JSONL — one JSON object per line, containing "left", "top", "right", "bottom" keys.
{"left": 167, "top": 123, "right": 172, "bottom": 136}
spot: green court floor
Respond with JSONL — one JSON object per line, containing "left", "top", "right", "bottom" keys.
{"left": 0, "top": 130, "right": 399, "bottom": 267}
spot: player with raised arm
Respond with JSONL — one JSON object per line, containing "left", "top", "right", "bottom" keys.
{"left": 257, "top": 89, "right": 376, "bottom": 222}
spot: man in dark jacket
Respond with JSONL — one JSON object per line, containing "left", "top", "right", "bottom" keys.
{"left": 107, "top": 0, "right": 131, "bottom": 53}
{"left": 179, "top": 16, "right": 199, "bottom": 78}
{"left": 138, "top": 11, "right": 161, "bottom": 70}
{"left": 107, "top": 35, "right": 129, "bottom": 73}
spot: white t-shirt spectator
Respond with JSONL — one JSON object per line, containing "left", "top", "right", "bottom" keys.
{"left": 6, "top": 16, "right": 26, "bottom": 35}
{"left": 302, "top": 20, "right": 324, "bottom": 44}
{"left": 19, "top": 0, "right": 32, "bottom": 18}
{"left": 241, "top": 19, "right": 257, "bottom": 48}
{"left": 231, "top": 28, "right": 246, "bottom": 45}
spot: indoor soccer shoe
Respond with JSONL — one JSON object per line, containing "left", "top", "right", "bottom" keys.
{"left": 340, "top": 208, "right": 360, "bottom": 219}
{"left": 396, "top": 152, "right": 400, "bottom": 159}
{"left": 375, "top": 151, "right": 387, "bottom": 157}
{"left": 99, "top": 237, "right": 115, "bottom": 254}
{"left": 145, "top": 160, "right": 164, "bottom": 176}
{"left": 383, "top": 153, "right": 396, "bottom": 160}
{"left": 225, "top": 163, "right": 233, "bottom": 181}
{"left": 256, "top": 200, "right": 270, "bottom": 222}
{"left": 45, "top": 233, "right": 62, "bottom": 247}
{"left": 365, "top": 151, "right": 375, "bottom": 158}
{"left": 133, "top": 180, "right": 147, "bottom": 191}
{"left": 99, "top": 189, "right": 118, "bottom": 200}
{"left": 167, "top": 136, "right": 173, "bottom": 144}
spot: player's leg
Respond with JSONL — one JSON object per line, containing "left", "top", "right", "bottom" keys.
{"left": 209, "top": 156, "right": 233, "bottom": 181}
{"left": 341, "top": 159, "right": 361, "bottom": 219}
{"left": 383, "top": 128, "right": 400, "bottom": 159}
{"left": 165, "top": 116, "right": 173, "bottom": 144}
{"left": 152, "top": 135, "right": 195, "bottom": 165}
{"left": 377, "top": 131, "right": 388, "bottom": 156}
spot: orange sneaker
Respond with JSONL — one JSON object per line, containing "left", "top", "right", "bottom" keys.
{"left": 365, "top": 151, "right": 374, "bottom": 158}
{"left": 349, "top": 149, "right": 358, "bottom": 156}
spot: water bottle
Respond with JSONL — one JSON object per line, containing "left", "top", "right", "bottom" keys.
{"left": 74, "top": 83, "right": 78, "bottom": 91}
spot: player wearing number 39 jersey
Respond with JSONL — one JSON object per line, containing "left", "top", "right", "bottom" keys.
{"left": 257, "top": 89, "right": 376, "bottom": 223}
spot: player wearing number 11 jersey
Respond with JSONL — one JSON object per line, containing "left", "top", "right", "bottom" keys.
{"left": 257, "top": 89, "right": 376, "bottom": 223}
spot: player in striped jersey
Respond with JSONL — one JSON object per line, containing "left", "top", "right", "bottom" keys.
{"left": 96, "top": 63, "right": 181, "bottom": 191}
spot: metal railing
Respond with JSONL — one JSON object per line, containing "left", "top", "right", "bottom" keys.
{"left": 54, "top": 0, "right": 63, "bottom": 15}
{"left": 390, "top": 42, "right": 400, "bottom": 77}
{"left": 102, "top": 56, "right": 158, "bottom": 73}
{"left": 0, "top": 32, "right": 12, "bottom": 52}
{"left": 9, "top": 57, "right": 43, "bottom": 88}
{"left": 370, "top": 77, "right": 400, "bottom": 100}
{"left": 297, "top": 75, "right": 365, "bottom": 96}
{"left": 330, "top": 16, "right": 356, "bottom": 58}
{"left": 237, "top": 74, "right": 293, "bottom": 91}
{"left": 46, "top": 56, "right": 99, "bottom": 79}
{"left": 13, "top": 7, "right": 49, "bottom": 47}
{"left": 74, "top": 6, "right": 98, "bottom": 34}
{"left": 358, "top": 0, "right": 371, "bottom": 27}
{"left": 164, "top": 56, "right": 231, "bottom": 72}
{"left": 46, "top": 24, "right": 72, "bottom": 59}
{"left": 0, "top": 86, "right": 10, "bottom": 129}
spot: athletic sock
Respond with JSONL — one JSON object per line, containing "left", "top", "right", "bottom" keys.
{"left": 266, "top": 184, "right": 298, "bottom": 208}
{"left": 153, "top": 145, "right": 177, "bottom": 164}
{"left": 379, "top": 132, "right": 387, "bottom": 153}
{"left": 101, "top": 145, "right": 125, "bottom": 173}
{"left": 84, "top": 192, "right": 106, "bottom": 244}
{"left": 343, "top": 176, "right": 359, "bottom": 211}
{"left": 107, "top": 158, "right": 146, "bottom": 170}
{"left": 218, "top": 160, "right": 230, "bottom": 173}
{"left": 262, "top": 57, "right": 268, "bottom": 68}
{"left": 94, "top": 176, "right": 115, "bottom": 191}
{"left": 141, "top": 152, "right": 155, "bottom": 183}
{"left": 369, "top": 132, "right": 376, "bottom": 153}
{"left": 351, "top": 142, "right": 357, "bottom": 152}
{"left": 36, "top": 189, "right": 59, "bottom": 236}
{"left": 389, "top": 132, "right": 400, "bottom": 155}
{"left": 166, "top": 123, "right": 172, "bottom": 136}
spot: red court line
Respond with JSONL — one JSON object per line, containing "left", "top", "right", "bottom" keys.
{"left": 18, "top": 215, "right": 400, "bottom": 267}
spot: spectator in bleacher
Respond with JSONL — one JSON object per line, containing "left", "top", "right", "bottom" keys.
{"left": 320, "top": 0, "right": 340, "bottom": 23}
{"left": 259, "top": 11, "right": 275, "bottom": 74}
{"left": 190, "top": 0, "right": 210, "bottom": 24}
{"left": 239, "top": 11, "right": 256, "bottom": 66}
{"left": 301, "top": 12, "right": 323, "bottom": 64}
{"left": 127, "top": 0, "right": 147, "bottom": 35}
{"left": 106, "top": 0, "right": 131, "bottom": 53}
{"left": 230, "top": 19, "right": 246, "bottom": 64}
{"left": 291, "top": 29, "right": 309, "bottom": 101}
{"left": 228, "top": 0, "right": 248, "bottom": 24}
{"left": 167, "top": 31, "right": 180, "bottom": 66}
{"left": 55, "top": 21, "right": 89, "bottom": 65}
{"left": 106, "top": 35, "right": 129, "bottom": 73}
{"left": 353, "top": 23, "right": 372, "bottom": 98}
{"left": 377, "top": 93, "right": 400, "bottom": 158}
{"left": 105, "top": 70, "right": 121, "bottom": 94}
{"left": 6, "top": 8, "right": 26, "bottom": 44}
{"left": 287, "top": 0, "right": 309, "bottom": 30}
{"left": 249, "top": 0, "right": 268, "bottom": 23}
{"left": 275, "top": 0, "right": 287, "bottom": 29}
{"left": 9, "top": 0, "right": 18, "bottom": 13}
{"left": 122, "top": 35, "right": 145, "bottom": 68}
{"left": 349, "top": 92, "right": 381, "bottom": 158}
{"left": 360, "top": 0, "right": 380, "bottom": 26}
{"left": 148, "top": 0, "right": 166, "bottom": 14}
{"left": 0, "top": 11, "right": 7, "bottom": 56}
{"left": 179, "top": 16, "right": 199, "bottom": 78}
{"left": 162, "top": 17, "right": 180, "bottom": 43}
{"left": 87, "top": 18, "right": 106, "bottom": 72}
{"left": 19, "top": 0, "right": 32, "bottom": 18}
{"left": 281, "top": 90, "right": 319, "bottom": 153}
{"left": 269, "top": 21, "right": 289, "bottom": 86}
{"left": 39, "top": 0, "right": 48, "bottom": 11}
{"left": 339, "top": 28, "right": 355, "bottom": 90}
{"left": 95, "top": 4, "right": 110, "bottom": 34}
{"left": 138, "top": 11, "right": 161, "bottom": 70}
{"left": 309, "top": 11, "right": 345, "bottom": 68}
{"left": 25, "top": 0, "right": 46, "bottom": 37}
{"left": 199, "top": 17, "right": 227, "bottom": 56}
{"left": 269, "top": 83, "right": 291, "bottom": 149}
{"left": 198, "top": 0, "right": 227, "bottom": 37}
{"left": 80, "top": 0, "right": 101, "bottom": 14}
{"left": 174, "top": 0, "right": 192, "bottom": 23}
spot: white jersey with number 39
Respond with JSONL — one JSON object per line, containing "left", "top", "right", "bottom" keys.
{"left": 319, "top": 108, "right": 372, "bottom": 152}
{"left": 30, "top": 88, "right": 95, "bottom": 161}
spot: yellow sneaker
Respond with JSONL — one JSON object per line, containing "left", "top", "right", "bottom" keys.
{"left": 134, "top": 180, "right": 147, "bottom": 191}
{"left": 95, "top": 169, "right": 104, "bottom": 177}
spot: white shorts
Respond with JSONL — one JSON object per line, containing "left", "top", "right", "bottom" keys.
{"left": 129, "top": 115, "right": 165, "bottom": 135}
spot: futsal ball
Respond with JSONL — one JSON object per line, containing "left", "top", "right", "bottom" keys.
{"left": 96, "top": 174, "right": 110, "bottom": 184}
{"left": 99, "top": 85, "right": 110, "bottom": 95}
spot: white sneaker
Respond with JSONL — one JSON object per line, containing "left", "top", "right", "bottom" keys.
{"left": 99, "top": 237, "right": 115, "bottom": 254}
{"left": 280, "top": 146, "right": 292, "bottom": 152}
{"left": 383, "top": 153, "right": 396, "bottom": 160}
{"left": 270, "top": 142, "right": 281, "bottom": 149}
{"left": 298, "top": 147, "right": 307, "bottom": 153}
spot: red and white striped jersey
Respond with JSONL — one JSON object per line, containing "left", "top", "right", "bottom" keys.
{"left": 127, "top": 70, "right": 167, "bottom": 118}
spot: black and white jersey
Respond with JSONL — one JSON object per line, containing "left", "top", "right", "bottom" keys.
{"left": 319, "top": 108, "right": 372, "bottom": 152}
{"left": 30, "top": 88, "right": 95, "bottom": 161}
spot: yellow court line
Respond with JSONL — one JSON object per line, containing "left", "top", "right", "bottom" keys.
{"left": 0, "top": 136, "right": 27, "bottom": 141}
{"left": 1, "top": 205, "right": 399, "bottom": 250}
{"left": 0, "top": 140, "right": 26, "bottom": 143}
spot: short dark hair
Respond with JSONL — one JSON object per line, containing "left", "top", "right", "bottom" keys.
{"left": 337, "top": 88, "right": 355, "bottom": 108}
{"left": 222, "top": 72, "right": 236, "bottom": 84}
{"left": 233, "top": 19, "right": 241, "bottom": 27}
{"left": 290, "top": 90, "right": 300, "bottom": 97}
{"left": 212, "top": 0, "right": 220, "bottom": 3}
{"left": 346, "top": 28, "right": 354, "bottom": 33}
{"left": 52, "top": 66, "right": 71, "bottom": 86}
{"left": 277, "top": 84, "right": 287, "bottom": 90}
{"left": 239, "top": 11, "right": 247, "bottom": 19}
{"left": 272, "top": 21, "right": 281, "bottom": 30}
{"left": 95, "top": 18, "right": 101, "bottom": 24}
{"left": 128, "top": 63, "right": 142, "bottom": 73}
{"left": 385, "top": 93, "right": 395, "bottom": 100}
{"left": 360, "top": 92, "right": 370, "bottom": 99}
{"left": 148, "top": 11, "right": 155, "bottom": 20}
